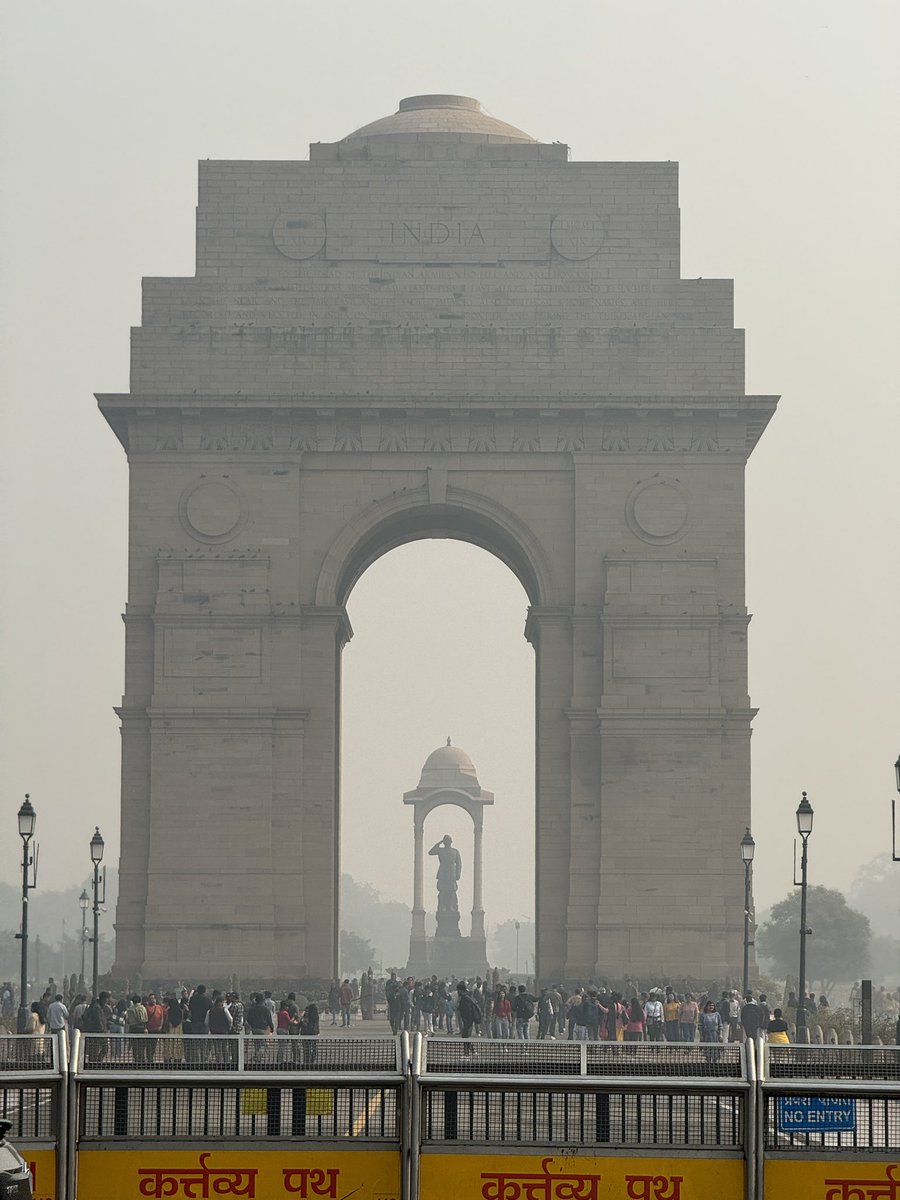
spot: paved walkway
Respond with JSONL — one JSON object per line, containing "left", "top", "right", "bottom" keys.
{"left": 319, "top": 1015, "right": 394, "bottom": 1037}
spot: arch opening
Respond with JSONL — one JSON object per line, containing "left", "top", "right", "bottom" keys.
{"left": 339, "top": 539, "right": 536, "bottom": 974}
{"left": 317, "top": 492, "right": 553, "bottom": 611}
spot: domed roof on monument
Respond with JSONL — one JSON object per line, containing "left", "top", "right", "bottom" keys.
{"left": 343, "top": 95, "right": 536, "bottom": 144}
{"left": 418, "top": 738, "right": 481, "bottom": 789}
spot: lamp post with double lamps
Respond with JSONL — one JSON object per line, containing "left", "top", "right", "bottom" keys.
{"left": 89, "top": 827, "right": 106, "bottom": 999}
{"left": 15, "top": 796, "right": 38, "bottom": 1033}
{"left": 794, "top": 792, "right": 814, "bottom": 1043}
{"left": 740, "top": 828, "right": 756, "bottom": 997}
{"left": 892, "top": 754, "right": 900, "bottom": 862}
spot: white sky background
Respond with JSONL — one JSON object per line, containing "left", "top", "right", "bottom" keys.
{"left": 1, "top": 0, "right": 898, "bottom": 932}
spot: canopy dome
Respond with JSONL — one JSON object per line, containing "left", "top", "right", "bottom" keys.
{"left": 418, "top": 738, "right": 480, "bottom": 790}
{"left": 342, "top": 94, "right": 536, "bottom": 144}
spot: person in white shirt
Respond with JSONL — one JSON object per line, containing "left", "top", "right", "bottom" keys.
{"left": 643, "top": 992, "right": 665, "bottom": 1042}
{"left": 47, "top": 995, "right": 69, "bottom": 1034}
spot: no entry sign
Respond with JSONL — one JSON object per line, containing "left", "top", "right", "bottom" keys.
{"left": 777, "top": 1096, "right": 857, "bottom": 1132}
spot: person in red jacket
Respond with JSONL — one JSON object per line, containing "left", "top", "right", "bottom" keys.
{"left": 339, "top": 980, "right": 354, "bottom": 1028}
{"left": 492, "top": 987, "right": 511, "bottom": 1039}
{"left": 144, "top": 992, "right": 165, "bottom": 1064}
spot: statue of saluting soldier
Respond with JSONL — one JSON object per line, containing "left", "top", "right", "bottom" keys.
{"left": 429, "top": 834, "right": 462, "bottom": 937}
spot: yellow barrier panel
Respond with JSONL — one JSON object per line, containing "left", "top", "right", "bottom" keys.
{"left": 239, "top": 1088, "right": 268, "bottom": 1115}
{"left": 307, "top": 1089, "right": 334, "bottom": 1116}
{"left": 420, "top": 1152, "right": 743, "bottom": 1199}
{"left": 236, "top": 1087, "right": 334, "bottom": 1117}
{"left": 765, "top": 1158, "right": 899, "bottom": 1199}
{"left": 22, "top": 1149, "right": 57, "bottom": 1200}
{"left": 77, "top": 1148, "right": 401, "bottom": 1199}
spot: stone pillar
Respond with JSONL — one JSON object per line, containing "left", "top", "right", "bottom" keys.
{"left": 526, "top": 606, "right": 575, "bottom": 982}
{"left": 296, "top": 605, "right": 352, "bottom": 979}
{"left": 411, "top": 813, "right": 426, "bottom": 935}
{"left": 112, "top": 703, "right": 151, "bottom": 977}
{"left": 407, "top": 807, "right": 428, "bottom": 969}
{"left": 565, "top": 703, "right": 604, "bottom": 977}
{"left": 593, "top": 541, "right": 753, "bottom": 980}
{"left": 471, "top": 816, "right": 485, "bottom": 940}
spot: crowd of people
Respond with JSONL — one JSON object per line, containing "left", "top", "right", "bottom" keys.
{"left": 8, "top": 982, "right": 321, "bottom": 1064}
{"left": 380, "top": 975, "right": 797, "bottom": 1043}
{"left": 4, "top": 973, "right": 898, "bottom": 1048}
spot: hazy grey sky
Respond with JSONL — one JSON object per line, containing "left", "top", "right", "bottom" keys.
{"left": 1, "top": 0, "right": 898, "bottom": 932}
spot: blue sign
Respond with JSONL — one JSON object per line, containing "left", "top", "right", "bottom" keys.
{"left": 777, "top": 1096, "right": 856, "bottom": 1132}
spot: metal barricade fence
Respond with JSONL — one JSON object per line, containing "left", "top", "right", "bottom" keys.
{"left": 77, "top": 1031, "right": 402, "bottom": 1074}
{"left": 758, "top": 1041, "right": 900, "bottom": 1200}
{"left": 11, "top": 1028, "right": 896, "bottom": 1198}
{"left": 419, "top": 1038, "right": 747, "bottom": 1079}
{"left": 0, "top": 1033, "right": 67, "bottom": 1200}
{"left": 70, "top": 1032, "right": 411, "bottom": 1200}
{"left": 412, "top": 1036, "right": 757, "bottom": 1200}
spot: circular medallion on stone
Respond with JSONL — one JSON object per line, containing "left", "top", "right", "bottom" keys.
{"left": 550, "top": 213, "right": 605, "bottom": 261}
{"left": 272, "top": 212, "right": 326, "bottom": 260}
{"left": 625, "top": 478, "right": 691, "bottom": 545}
{"left": 179, "top": 480, "right": 244, "bottom": 543}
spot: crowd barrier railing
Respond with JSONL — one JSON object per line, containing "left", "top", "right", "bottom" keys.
{"left": 7, "top": 1030, "right": 897, "bottom": 1199}
{"left": 69, "top": 1031, "right": 411, "bottom": 1200}
{"left": 757, "top": 1041, "right": 900, "bottom": 1200}
{"left": 411, "top": 1036, "right": 758, "bottom": 1200}
{"left": 0, "top": 1032, "right": 67, "bottom": 1200}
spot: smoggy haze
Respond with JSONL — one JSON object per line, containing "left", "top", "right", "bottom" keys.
{"left": 1, "top": 1, "right": 898, "bottom": 936}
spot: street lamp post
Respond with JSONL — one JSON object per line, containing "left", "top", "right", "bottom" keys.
{"left": 794, "top": 792, "right": 814, "bottom": 1044}
{"left": 15, "top": 796, "right": 38, "bottom": 1032}
{"left": 740, "top": 828, "right": 756, "bottom": 997}
{"left": 89, "top": 827, "right": 106, "bottom": 999}
{"left": 892, "top": 754, "right": 899, "bottom": 862}
{"left": 515, "top": 921, "right": 521, "bottom": 978}
{"left": 79, "top": 890, "right": 89, "bottom": 990}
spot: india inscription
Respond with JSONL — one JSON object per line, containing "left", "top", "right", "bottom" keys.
{"left": 390, "top": 220, "right": 485, "bottom": 246}
{"left": 324, "top": 209, "right": 551, "bottom": 262}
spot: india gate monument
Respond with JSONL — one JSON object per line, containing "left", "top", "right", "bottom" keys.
{"left": 99, "top": 94, "right": 777, "bottom": 984}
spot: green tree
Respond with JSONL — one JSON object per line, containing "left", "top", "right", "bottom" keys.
{"left": 488, "top": 918, "right": 535, "bottom": 974}
{"left": 340, "top": 875, "right": 411, "bottom": 970}
{"left": 849, "top": 853, "right": 900, "bottom": 938}
{"left": 1, "top": 932, "right": 21, "bottom": 982}
{"left": 757, "top": 886, "right": 871, "bottom": 987}
{"left": 870, "top": 934, "right": 900, "bottom": 986}
{"left": 339, "top": 929, "right": 375, "bottom": 973}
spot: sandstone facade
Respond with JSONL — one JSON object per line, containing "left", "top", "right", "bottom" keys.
{"left": 100, "top": 95, "right": 776, "bottom": 983}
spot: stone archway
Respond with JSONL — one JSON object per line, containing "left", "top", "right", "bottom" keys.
{"left": 315, "top": 486, "right": 555, "bottom": 609}
{"left": 302, "top": 481, "right": 567, "bottom": 984}
{"left": 101, "top": 93, "right": 776, "bottom": 986}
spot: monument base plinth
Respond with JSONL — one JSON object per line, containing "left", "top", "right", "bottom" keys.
{"left": 407, "top": 934, "right": 489, "bottom": 981}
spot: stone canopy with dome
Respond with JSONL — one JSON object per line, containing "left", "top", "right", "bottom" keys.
{"left": 404, "top": 741, "right": 493, "bottom": 979}
{"left": 416, "top": 737, "right": 482, "bottom": 792}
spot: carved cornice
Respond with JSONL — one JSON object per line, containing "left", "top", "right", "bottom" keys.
{"left": 157, "top": 549, "right": 270, "bottom": 562}
{"left": 601, "top": 614, "right": 727, "bottom": 628}
{"left": 595, "top": 706, "right": 757, "bottom": 732}
{"left": 115, "top": 705, "right": 312, "bottom": 726}
{"left": 99, "top": 393, "right": 776, "bottom": 410}
{"left": 524, "top": 605, "right": 576, "bottom": 645}
{"left": 299, "top": 605, "right": 354, "bottom": 647}
{"left": 98, "top": 394, "right": 778, "bottom": 459}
